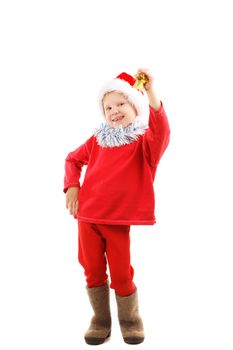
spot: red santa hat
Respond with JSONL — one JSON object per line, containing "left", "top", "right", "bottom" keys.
{"left": 98, "top": 72, "right": 150, "bottom": 124}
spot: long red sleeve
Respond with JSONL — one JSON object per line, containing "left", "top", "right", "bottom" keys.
{"left": 63, "top": 136, "right": 93, "bottom": 193}
{"left": 143, "top": 103, "right": 170, "bottom": 167}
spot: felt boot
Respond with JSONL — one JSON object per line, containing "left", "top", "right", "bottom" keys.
{"left": 84, "top": 284, "right": 111, "bottom": 345}
{"left": 115, "top": 288, "right": 144, "bottom": 344}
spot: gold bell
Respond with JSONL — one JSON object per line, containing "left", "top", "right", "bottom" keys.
{"left": 133, "top": 72, "right": 149, "bottom": 91}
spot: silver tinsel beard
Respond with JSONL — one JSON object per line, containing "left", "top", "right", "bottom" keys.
{"left": 94, "top": 116, "right": 148, "bottom": 148}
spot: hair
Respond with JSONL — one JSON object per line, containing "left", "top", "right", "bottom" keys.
{"left": 102, "top": 91, "right": 136, "bottom": 110}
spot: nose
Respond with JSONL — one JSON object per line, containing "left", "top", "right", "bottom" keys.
{"left": 111, "top": 106, "right": 119, "bottom": 115}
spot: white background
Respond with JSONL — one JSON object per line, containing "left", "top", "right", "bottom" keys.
{"left": 1, "top": 0, "right": 233, "bottom": 349}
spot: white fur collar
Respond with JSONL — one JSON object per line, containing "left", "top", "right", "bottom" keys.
{"left": 94, "top": 116, "right": 148, "bottom": 148}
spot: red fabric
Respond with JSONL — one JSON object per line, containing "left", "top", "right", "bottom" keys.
{"left": 116, "top": 72, "right": 136, "bottom": 86}
{"left": 64, "top": 103, "right": 170, "bottom": 225}
{"left": 78, "top": 221, "right": 135, "bottom": 296}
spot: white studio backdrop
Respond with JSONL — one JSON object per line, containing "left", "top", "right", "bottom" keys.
{"left": 0, "top": 0, "right": 233, "bottom": 349}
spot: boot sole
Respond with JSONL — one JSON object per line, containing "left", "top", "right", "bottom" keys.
{"left": 85, "top": 331, "right": 111, "bottom": 345}
{"left": 124, "top": 336, "right": 144, "bottom": 344}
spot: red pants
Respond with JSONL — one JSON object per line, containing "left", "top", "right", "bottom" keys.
{"left": 78, "top": 221, "right": 135, "bottom": 296}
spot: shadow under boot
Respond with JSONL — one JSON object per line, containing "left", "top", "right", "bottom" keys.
{"left": 115, "top": 287, "right": 144, "bottom": 344}
{"left": 84, "top": 284, "right": 112, "bottom": 345}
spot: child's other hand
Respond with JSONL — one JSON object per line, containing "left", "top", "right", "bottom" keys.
{"left": 137, "top": 68, "right": 154, "bottom": 91}
{"left": 66, "top": 187, "right": 79, "bottom": 217}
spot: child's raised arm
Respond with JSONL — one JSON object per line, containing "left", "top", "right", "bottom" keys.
{"left": 137, "top": 68, "right": 170, "bottom": 167}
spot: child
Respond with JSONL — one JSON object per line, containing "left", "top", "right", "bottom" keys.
{"left": 63, "top": 68, "right": 170, "bottom": 345}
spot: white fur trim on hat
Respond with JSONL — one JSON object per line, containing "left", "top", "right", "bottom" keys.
{"left": 98, "top": 78, "right": 150, "bottom": 125}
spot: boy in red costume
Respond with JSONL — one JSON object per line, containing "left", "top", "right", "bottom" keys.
{"left": 63, "top": 68, "right": 170, "bottom": 345}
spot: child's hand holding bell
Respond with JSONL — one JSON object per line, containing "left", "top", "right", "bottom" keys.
{"left": 136, "top": 68, "right": 161, "bottom": 111}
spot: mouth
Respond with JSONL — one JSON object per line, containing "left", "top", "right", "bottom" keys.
{"left": 112, "top": 115, "right": 125, "bottom": 122}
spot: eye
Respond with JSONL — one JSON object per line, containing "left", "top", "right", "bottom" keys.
{"left": 119, "top": 103, "right": 125, "bottom": 106}
{"left": 106, "top": 107, "right": 111, "bottom": 111}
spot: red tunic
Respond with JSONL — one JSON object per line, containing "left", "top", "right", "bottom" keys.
{"left": 63, "top": 103, "right": 170, "bottom": 225}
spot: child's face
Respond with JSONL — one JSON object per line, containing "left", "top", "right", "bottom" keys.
{"left": 102, "top": 92, "right": 137, "bottom": 128}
